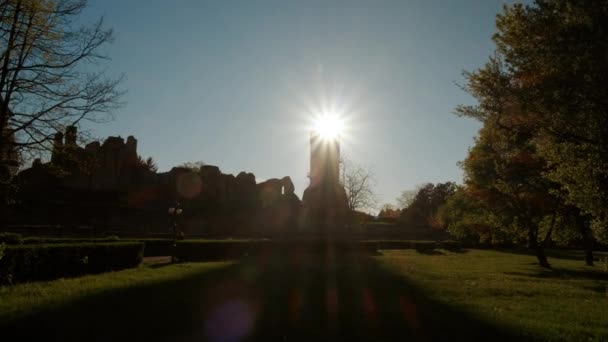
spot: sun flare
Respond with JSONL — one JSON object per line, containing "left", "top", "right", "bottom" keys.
{"left": 312, "top": 113, "right": 345, "bottom": 140}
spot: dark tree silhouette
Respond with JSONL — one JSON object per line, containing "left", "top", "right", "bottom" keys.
{"left": 0, "top": 0, "right": 124, "bottom": 205}
{"left": 137, "top": 156, "right": 158, "bottom": 173}
{"left": 400, "top": 182, "right": 456, "bottom": 228}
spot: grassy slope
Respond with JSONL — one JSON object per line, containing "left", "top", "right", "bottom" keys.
{"left": 0, "top": 249, "right": 606, "bottom": 341}
{"left": 0, "top": 261, "right": 232, "bottom": 321}
{"left": 377, "top": 249, "right": 608, "bottom": 341}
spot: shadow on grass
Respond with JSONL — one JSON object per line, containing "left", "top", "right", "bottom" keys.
{"left": 146, "top": 261, "right": 174, "bottom": 269}
{"left": 415, "top": 249, "right": 445, "bottom": 255}
{"left": 377, "top": 249, "right": 469, "bottom": 255}
{"left": 443, "top": 248, "right": 469, "bottom": 254}
{"left": 505, "top": 268, "right": 608, "bottom": 281}
{"left": 2, "top": 252, "right": 525, "bottom": 342}
{"left": 495, "top": 248, "right": 608, "bottom": 263}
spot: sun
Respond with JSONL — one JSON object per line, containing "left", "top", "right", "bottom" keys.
{"left": 312, "top": 112, "right": 345, "bottom": 140}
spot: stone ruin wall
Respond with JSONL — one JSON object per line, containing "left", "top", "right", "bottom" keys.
{"left": 14, "top": 128, "right": 302, "bottom": 236}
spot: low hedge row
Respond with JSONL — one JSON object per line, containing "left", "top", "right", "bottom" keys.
{"left": 0, "top": 233, "right": 123, "bottom": 245}
{"left": 0, "top": 232, "right": 23, "bottom": 245}
{"left": 22, "top": 236, "right": 121, "bottom": 245}
{"left": 0, "top": 233, "right": 174, "bottom": 257}
{"left": 0, "top": 242, "right": 144, "bottom": 285}
{"left": 370, "top": 240, "right": 462, "bottom": 251}
{"left": 175, "top": 240, "right": 379, "bottom": 261}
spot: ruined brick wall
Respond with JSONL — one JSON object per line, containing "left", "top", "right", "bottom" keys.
{"left": 13, "top": 130, "right": 302, "bottom": 236}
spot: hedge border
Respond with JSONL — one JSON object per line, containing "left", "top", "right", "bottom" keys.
{"left": 0, "top": 242, "right": 144, "bottom": 285}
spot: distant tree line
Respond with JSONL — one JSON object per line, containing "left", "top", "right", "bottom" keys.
{"left": 378, "top": 182, "right": 456, "bottom": 227}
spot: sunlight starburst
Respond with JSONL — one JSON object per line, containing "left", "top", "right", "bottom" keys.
{"left": 312, "top": 112, "right": 345, "bottom": 140}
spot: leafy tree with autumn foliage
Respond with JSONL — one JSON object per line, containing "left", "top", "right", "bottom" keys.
{"left": 451, "top": 0, "right": 605, "bottom": 266}
{"left": 459, "top": 120, "right": 560, "bottom": 267}
{"left": 490, "top": 1, "right": 608, "bottom": 242}
{"left": 457, "top": 0, "right": 607, "bottom": 240}
{"left": 437, "top": 186, "right": 505, "bottom": 245}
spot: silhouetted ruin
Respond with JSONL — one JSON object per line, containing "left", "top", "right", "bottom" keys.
{"left": 302, "top": 132, "right": 350, "bottom": 232}
{"left": 10, "top": 127, "right": 302, "bottom": 236}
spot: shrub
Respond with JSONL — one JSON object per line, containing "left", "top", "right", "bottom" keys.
{"left": 0, "top": 232, "right": 23, "bottom": 245}
{"left": 0, "top": 242, "right": 144, "bottom": 285}
{"left": 437, "top": 240, "right": 463, "bottom": 251}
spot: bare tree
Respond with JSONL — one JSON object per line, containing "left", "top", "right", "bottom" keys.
{"left": 0, "top": 0, "right": 124, "bottom": 169}
{"left": 396, "top": 184, "right": 428, "bottom": 210}
{"left": 178, "top": 160, "right": 205, "bottom": 171}
{"left": 340, "top": 155, "right": 377, "bottom": 212}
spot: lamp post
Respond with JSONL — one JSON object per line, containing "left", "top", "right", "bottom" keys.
{"left": 168, "top": 202, "right": 183, "bottom": 262}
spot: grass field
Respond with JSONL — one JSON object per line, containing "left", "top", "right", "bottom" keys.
{"left": 1, "top": 248, "right": 606, "bottom": 341}
{"left": 377, "top": 249, "right": 608, "bottom": 341}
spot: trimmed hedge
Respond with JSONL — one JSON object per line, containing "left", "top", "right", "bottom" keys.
{"left": 0, "top": 233, "right": 23, "bottom": 245}
{"left": 175, "top": 240, "right": 378, "bottom": 262}
{"left": 370, "top": 240, "right": 462, "bottom": 252}
{"left": 5, "top": 236, "right": 171, "bottom": 257}
{"left": 22, "top": 236, "right": 121, "bottom": 245}
{"left": 0, "top": 235, "right": 123, "bottom": 245}
{"left": 0, "top": 242, "right": 144, "bottom": 285}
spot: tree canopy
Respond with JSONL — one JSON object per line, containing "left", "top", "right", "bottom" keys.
{"left": 448, "top": 0, "right": 606, "bottom": 266}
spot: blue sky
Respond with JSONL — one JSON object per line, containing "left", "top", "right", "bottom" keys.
{"left": 81, "top": 0, "right": 518, "bottom": 211}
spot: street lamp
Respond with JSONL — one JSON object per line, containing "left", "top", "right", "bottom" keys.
{"left": 168, "top": 202, "right": 183, "bottom": 262}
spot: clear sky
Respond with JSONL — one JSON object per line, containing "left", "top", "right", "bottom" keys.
{"left": 81, "top": 0, "right": 519, "bottom": 211}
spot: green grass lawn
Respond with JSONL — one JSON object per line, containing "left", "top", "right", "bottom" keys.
{"left": 377, "top": 249, "right": 608, "bottom": 341}
{"left": 1, "top": 249, "right": 606, "bottom": 341}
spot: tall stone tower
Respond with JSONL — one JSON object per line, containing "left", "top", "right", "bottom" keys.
{"left": 302, "top": 132, "right": 350, "bottom": 232}
{"left": 309, "top": 132, "right": 340, "bottom": 188}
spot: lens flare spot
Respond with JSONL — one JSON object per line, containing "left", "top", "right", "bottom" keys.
{"left": 399, "top": 296, "right": 420, "bottom": 330}
{"left": 204, "top": 299, "right": 255, "bottom": 342}
{"left": 176, "top": 172, "right": 202, "bottom": 199}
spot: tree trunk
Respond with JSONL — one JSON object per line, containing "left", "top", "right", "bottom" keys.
{"left": 535, "top": 245, "right": 550, "bottom": 268}
{"left": 542, "top": 212, "right": 556, "bottom": 246}
{"left": 528, "top": 225, "right": 550, "bottom": 268}
{"left": 576, "top": 215, "right": 594, "bottom": 266}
